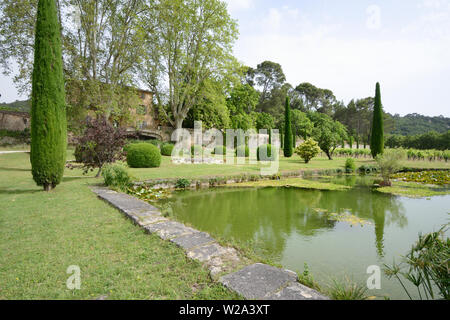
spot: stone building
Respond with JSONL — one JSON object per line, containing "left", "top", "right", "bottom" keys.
{"left": 0, "top": 110, "right": 30, "bottom": 132}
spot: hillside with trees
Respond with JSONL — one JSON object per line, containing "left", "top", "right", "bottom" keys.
{"left": 389, "top": 113, "right": 449, "bottom": 135}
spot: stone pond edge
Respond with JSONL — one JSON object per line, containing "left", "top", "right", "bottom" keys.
{"left": 91, "top": 186, "right": 329, "bottom": 300}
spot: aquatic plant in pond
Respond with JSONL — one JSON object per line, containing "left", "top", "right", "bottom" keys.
{"left": 391, "top": 171, "right": 450, "bottom": 186}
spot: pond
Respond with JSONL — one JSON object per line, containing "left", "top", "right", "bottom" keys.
{"left": 160, "top": 176, "right": 449, "bottom": 299}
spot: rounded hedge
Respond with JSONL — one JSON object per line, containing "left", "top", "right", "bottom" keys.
{"left": 213, "top": 145, "right": 227, "bottom": 155}
{"left": 236, "top": 145, "right": 249, "bottom": 157}
{"left": 74, "top": 144, "right": 84, "bottom": 163}
{"left": 126, "top": 143, "right": 161, "bottom": 168}
{"left": 161, "top": 143, "right": 175, "bottom": 156}
{"left": 257, "top": 144, "right": 275, "bottom": 161}
{"left": 191, "top": 145, "right": 203, "bottom": 156}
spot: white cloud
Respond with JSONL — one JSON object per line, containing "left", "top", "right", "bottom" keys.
{"left": 233, "top": 5, "right": 450, "bottom": 116}
{"left": 224, "top": 0, "right": 254, "bottom": 13}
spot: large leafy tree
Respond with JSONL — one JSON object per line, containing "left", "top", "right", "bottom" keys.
{"left": 30, "top": 0, "right": 67, "bottom": 191}
{"left": 309, "top": 112, "right": 347, "bottom": 160}
{"left": 295, "top": 82, "right": 338, "bottom": 115}
{"left": 139, "top": 0, "right": 238, "bottom": 130}
{"left": 0, "top": 0, "right": 147, "bottom": 129}
{"left": 184, "top": 79, "right": 231, "bottom": 129}
{"left": 249, "top": 61, "right": 286, "bottom": 106}
{"left": 370, "top": 82, "right": 384, "bottom": 158}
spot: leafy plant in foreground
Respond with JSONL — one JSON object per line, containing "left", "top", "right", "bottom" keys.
{"left": 74, "top": 118, "right": 128, "bottom": 177}
{"left": 384, "top": 224, "right": 449, "bottom": 300}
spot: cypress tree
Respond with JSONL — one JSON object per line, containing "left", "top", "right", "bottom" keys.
{"left": 284, "top": 97, "right": 293, "bottom": 157}
{"left": 30, "top": 0, "right": 67, "bottom": 191}
{"left": 370, "top": 82, "right": 384, "bottom": 158}
{"left": 292, "top": 131, "right": 296, "bottom": 149}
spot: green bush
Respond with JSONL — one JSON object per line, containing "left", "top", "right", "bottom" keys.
{"left": 213, "top": 145, "right": 227, "bottom": 155}
{"left": 161, "top": 143, "right": 175, "bottom": 156}
{"left": 191, "top": 145, "right": 203, "bottom": 156}
{"left": 126, "top": 143, "right": 161, "bottom": 168}
{"left": 345, "top": 158, "right": 356, "bottom": 173}
{"left": 358, "top": 165, "right": 378, "bottom": 175}
{"left": 257, "top": 144, "right": 277, "bottom": 161}
{"left": 102, "top": 164, "right": 132, "bottom": 191}
{"left": 74, "top": 144, "right": 83, "bottom": 163}
{"left": 295, "top": 138, "right": 320, "bottom": 163}
{"left": 175, "top": 178, "right": 191, "bottom": 189}
{"left": 149, "top": 139, "right": 163, "bottom": 147}
{"left": 236, "top": 145, "right": 249, "bottom": 157}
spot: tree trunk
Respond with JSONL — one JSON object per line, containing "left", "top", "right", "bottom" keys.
{"left": 44, "top": 184, "right": 53, "bottom": 192}
{"left": 326, "top": 151, "right": 332, "bottom": 160}
{"left": 96, "top": 166, "right": 103, "bottom": 178}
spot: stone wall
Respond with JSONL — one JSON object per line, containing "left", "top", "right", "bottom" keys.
{"left": 0, "top": 111, "right": 30, "bottom": 132}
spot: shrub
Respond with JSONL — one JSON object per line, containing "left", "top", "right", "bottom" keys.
{"left": 161, "top": 143, "right": 175, "bottom": 156}
{"left": 126, "top": 143, "right": 161, "bottom": 168}
{"left": 74, "top": 144, "right": 83, "bottom": 163}
{"left": 295, "top": 138, "right": 320, "bottom": 163}
{"left": 149, "top": 139, "right": 163, "bottom": 147}
{"left": 375, "top": 149, "right": 406, "bottom": 185}
{"left": 102, "top": 164, "right": 132, "bottom": 191}
{"left": 213, "top": 145, "right": 227, "bottom": 155}
{"left": 191, "top": 144, "right": 203, "bottom": 157}
{"left": 358, "top": 165, "right": 378, "bottom": 175}
{"left": 175, "top": 178, "right": 191, "bottom": 189}
{"left": 75, "top": 118, "right": 127, "bottom": 177}
{"left": 257, "top": 144, "right": 277, "bottom": 161}
{"left": 345, "top": 158, "right": 356, "bottom": 173}
{"left": 236, "top": 145, "right": 249, "bottom": 157}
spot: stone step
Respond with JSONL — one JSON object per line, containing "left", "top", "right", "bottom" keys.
{"left": 92, "top": 187, "right": 329, "bottom": 300}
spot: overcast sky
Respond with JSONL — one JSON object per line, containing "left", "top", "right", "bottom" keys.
{"left": 225, "top": 0, "right": 450, "bottom": 117}
{"left": 1, "top": 0, "right": 449, "bottom": 117}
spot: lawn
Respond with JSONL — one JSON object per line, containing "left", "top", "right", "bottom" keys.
{"left": 0, "top": 151, "right": 239, "bottom": 299}
{"left": 128, "top": 153, "right": 449, "bottom": 182}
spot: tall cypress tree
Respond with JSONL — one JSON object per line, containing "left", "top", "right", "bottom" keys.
{"left": 284, "top": 97, "right": 293, "bottom": 157}
{"left": 370, "top": 82, "right": 384, "bottom": 158}
{"left": 31, "top": 0, "right": 67, "bottom": 191}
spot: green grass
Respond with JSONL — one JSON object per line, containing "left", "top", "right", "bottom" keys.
{"left": 0, "top": 152, "right": 240, "bottom": 300}
{"left": 222, "top": 177, "right": 350, "bottom": 191}
{"left": 127, "top": 154, "right": 449, "bottom": 182}
{"left": 376, "top": 181, "right": 450, "bottom": 198}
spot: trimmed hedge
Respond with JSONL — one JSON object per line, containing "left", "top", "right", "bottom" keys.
{"left": 257, "top": 144, "right": 276, "bottom": 161}
{"left": 126, "top": 143, "right": 161, "bottom": 168}
{"left": 191, "top": 145, "right": 203, "bottom": 156}
{"left": 161, "top": 143, "right": 175, "bottom": 156}
{"left": 236, "top": 145, "right": 249, "bottom": 157}
{"left": 213, "top": 145, "right": 227, "bottom": 155}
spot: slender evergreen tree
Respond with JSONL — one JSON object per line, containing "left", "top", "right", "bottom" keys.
{"left": 284, "top": 97, "right": 293, "bottom": 157}
{"left": 30, "top": 0, "right": 67, "bottom": 191}
{"left": 370, "top": 82, "right": 384, "bottom": 158}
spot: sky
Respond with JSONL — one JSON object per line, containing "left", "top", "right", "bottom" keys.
{"left": 1, "top": 0, "right": 449, "bottom": 117}
{"left": 224, "top": 0, "right": 450, "bottom": 117}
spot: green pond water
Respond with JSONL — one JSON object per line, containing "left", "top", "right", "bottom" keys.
{"left": 162, "top": 176, "right": 449, "bottom": 299}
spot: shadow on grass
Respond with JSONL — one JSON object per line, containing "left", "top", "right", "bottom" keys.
{"left": 0, "top": 188, "right": 40, "bottom": 195}
{"left": 0, "top": 167, "right": 31, "bottom": 172}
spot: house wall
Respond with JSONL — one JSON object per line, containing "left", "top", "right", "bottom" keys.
{"left": 0, "top": 111, "right": 30, "bottom": 131}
